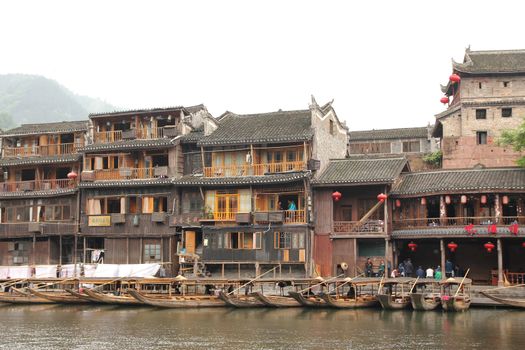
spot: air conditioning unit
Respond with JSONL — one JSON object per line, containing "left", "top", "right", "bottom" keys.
{"left": 151, "top": 212, "right": 166, "bottom": 223}
{"left": 28, "top": 222, "right": 42, "bottom": 233}
{"left": 111, "top": 213, "right": 126, "bottom": 224}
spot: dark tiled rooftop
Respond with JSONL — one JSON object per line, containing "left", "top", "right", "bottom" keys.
{"left": 0, "top": 154, "right": 81, "bottom": 167}
{"left": 0, "top": 188, "right": 78, "bottom": 199}
{"left": 348, "top": 127, "right": 429, "bottom": 141}
{"left": 453, "top": 49, "right": 525, "bottom": 74}
{"left": 2, "top": 121, "right": 88, "bottom": 137}
{"left": 172, "top": 172, "right": 310, "bottom": 187}
{"left": 79, "top": 138, "right": 178, "bottom": 153}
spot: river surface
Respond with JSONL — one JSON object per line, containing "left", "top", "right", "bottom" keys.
{"left": 0, "top": 305, "right": 524, "bottom": 349}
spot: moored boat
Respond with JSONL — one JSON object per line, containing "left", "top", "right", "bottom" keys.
{"left": 129, "top": 289, "right": 225, "bottom": 308}
{"left": 0, "top": 290, "right": 55, "bottom": 304}
{"left": 480, "top": 284, "right": 525, "bottom": 308}
{"left": 28, "top": 288, "right": 91, "bottom": 304}
{"left": 288, "top": 291, "right": 327, "bottom": 307}
{"left": 440, "top": 277, "right": 472, "bottom": 312}
{"left": 218, "top": 291, "right": 265, "bottom": 308}
{"left": 321, "top": 293, "right": 378, "bottom": 309}
{"left": 377, "top": 278, "right": 415, "bottom": 310}
{"left": 410, "top": 280, "right": 441, "bottom": 311}
{"left": 83, "top": 288, "right": 142, "bottom": 306}
{"left": 250, "top": 292, "right": 301, "bottom": 307}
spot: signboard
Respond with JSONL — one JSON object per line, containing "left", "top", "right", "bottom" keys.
{"left": 88, "top": 215, "right": 111, "bottom": 227}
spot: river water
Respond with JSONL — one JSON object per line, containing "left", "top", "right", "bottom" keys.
{"left": 0, "top": 305, "right": 524, "bottom": 350}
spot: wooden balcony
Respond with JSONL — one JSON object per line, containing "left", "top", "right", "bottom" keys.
{"left": 392, "top": 216, "right": 525, "bottom": 230}
{"left": 80, "top": 214, "right": 171, "bottom": 236}
{"left": 88, "top": 166, "right": 168, "bottom": 181}
{"left": 332, "top": 220, "right": 385, "bottom": 236}
{"left": 0, "top": 179, "right": 75, "bottom": 192}
{"left": 0, "top": 222, "right": 78, "bottom": 238}
{"left": 203, "top": 210, "right": 306, "bottom": 224}
{"left": 3, "top": 143, "right": 79, "bottom": 158}
{"left": 93, "top": 127, "right": 180, "bottom": 144}
{"left": 203, "top": 161, "right": 306, "bottom": 177}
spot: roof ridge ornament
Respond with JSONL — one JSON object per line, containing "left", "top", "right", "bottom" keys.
{"left": 309, "top": 95, "right": 319, "bottom": 110}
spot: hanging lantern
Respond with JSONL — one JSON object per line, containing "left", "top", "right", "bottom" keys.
{"left": 460, "top": 195, "right": 467, "bottom": 204}
{"left": 67, "top": 171, "right": 78, "bottom": 180}
{"left": 331, "top": 191, "right": 342, "bottom": 202}
{"left": 377, "top": 193, "right": 387, "bottom": 202}
{"left": 522, "top": 242, "right": 525, "bottom": 248}
{"left": 484, "top": 242, "right": 495, "bottom": 253}
{"left": 440, "top": 96, "right": 450, "bottom": 104}
{"left": 449, "top": 74, "right": 461, "bottom": 83}
{"left": 408, "top": 241, "right": 417, "bottom": 252}
{"left": 445, "top": 195, "right": 451, "bottom": 204}
{"left": 447, "top": 242, "right": 458, "bottom": 253}
{"left": 502, "top": 195, "right": 509, "bottom": 205}
{"left": 488, "top": 224, "right": 497, "bottom": 235}
{"left": 395, "top": 199, "right": 401, "bottom": 208}
{"left": 421, "top": 197, "right": 427, "bottom": 206}
{"left": 510, "top": 223, "right": 519, "bottom": 235}
{"left": 481, "top": 195, "right": 487, "bottom": 204}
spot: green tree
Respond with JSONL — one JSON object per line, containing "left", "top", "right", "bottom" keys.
{"left": 0, "top": 112, "right": 15, "bottom": 130}
{"left": 499, "top": 117, "right": 525, "bottom": 167}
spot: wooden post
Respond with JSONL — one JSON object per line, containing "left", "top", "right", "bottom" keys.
{"left": 200, "top": 146, "right": 206, "bottom": 173}
{"left": 32, "top": 234, "right": 36, "bottom": 266}
{"left": 303, "top": 141, "right": 307, "bottom": 168}
{"left": 48, "top": 237, "right": 51, "bottom": 264}
{"left": 440, "top": 239, "right": 446, "bottom": 281}
{"left": 139, "top": 237, "right": 143, "bottom": 264}
{"left": 497, "top": 238, "right": 504, "bottom": 287}
{"left": 83, "top": 237, "right": 86, "bottom": 264}
{"left": 59, "top": 235, "right": 62, "bottom": 265}
{"left": 439, "top": 196, "right": 447, "bottom": 225}
{"left": 384, "top": 238, "right": 389, "bottom": 276}
{"left": 126, "top": 237, "right": 130, "bottom": 264}
{"left": 73, "top": 234, "right": 77, "bottom": 276}
{"left": 353, "top": 238, "right": 357, "bottom": 277}
{"left": 494, "top": 194, "right": 501, "bottom": 224}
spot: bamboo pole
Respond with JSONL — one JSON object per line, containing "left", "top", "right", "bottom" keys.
{"left": 454, "top": 268, "right": 470, "bottom": 298}
{"left": 298, "top": 274, "right": 345, "bottom": 294}
{"left": 409, "top": 277, "right": 420, "bottom": 294}
{"left": 333, "top": 273, "right": 365, "bottom": 291}
{"left": 227, "top": 266, "right": 278, "bottom": 296}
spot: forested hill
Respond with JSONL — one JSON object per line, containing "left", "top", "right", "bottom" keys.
{"left": 0, "top": 74, "right": 117, "bottom": 130}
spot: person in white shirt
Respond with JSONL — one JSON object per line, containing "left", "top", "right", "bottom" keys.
{"left": 426, "top": 267, "right": 434, "bottom": 278}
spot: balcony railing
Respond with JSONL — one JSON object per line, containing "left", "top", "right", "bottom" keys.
{"left": 333, "top": 220, "right": 385, "bottom": 235}
{"left": 0, "top": 222, "right": 79, "bottom": 238}
{"left": 90, "top": 167, "right": 168, "bottom": 181}
{"left": 0, "top": 179, "right": 75, "bottom": 192}
{"left": 204, "top": 210, "right": 306, "bottom": 224}
{"left": 203, "top": 161, "right": 306, "bottom": 177}
{"left": 393, "top": 216, "right": 524, "bottom": 230}
{"left": 93, "top": 126, "right": 180, "bottom": 144}
{"left": 80, "top": 214, "right": 171, "bottom": 236}
{"left": 3, "top": 143, "right": 80, "bottom": 158}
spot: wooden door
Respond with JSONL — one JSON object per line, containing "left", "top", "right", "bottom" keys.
{"left": 185, "top": 231, "right": 196, "bottom": 254}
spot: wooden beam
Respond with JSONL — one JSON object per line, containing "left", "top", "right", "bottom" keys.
{"left": 440, "top": 239, "right": 445, "bottom": 281}
{"left": 200, "top": 146, "right": 206, "bottom": 172}
{"left": 497, "top": 239, "right": 504, "bottom": 287}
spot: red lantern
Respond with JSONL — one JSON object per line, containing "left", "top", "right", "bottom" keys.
{"left": 440, "top": 96, "right": 450, "bottom": 104}
{"left": 421, "top": 197, "right": 427, "bottom": 206}
{"left": 395, "top": 199, "right": 401, "bottom": 208}
{"left": 522, "top": 242, "right": 525, "bottom": 248}
{"left": 509, "top": 223, "right": 519, "bottom": 236}
{"left": 488, "top": 224, "right": 497, "bottom": 235}
{"left": 377, "top": 193, "right": 387, "bottom": 202}
{"left": 332, "top": 191, "right": 342, "bottom": 202}
{"left": 484, "top": 242, "right": 495, "bottom": 253}
{"left": 481, "top": 195, "right": 487, "bottom": 204}
{"left": 67, "top": 171, "right": 78, "bottom": 180}
{"left": 447, "top": 242, "right": 458, "bottom": 253}
{"left": 449, "top": 74, "right": 461, "bottom": 83}
{"left": 408, "top": 242, "right": 417, "bottom": 252}
{"left": 460, "top": 195, "right": 467, "bottom": 204}
{"left": 445, "top": 195, "right": 451, "bottom": 204}
{"left": 502, "top": 195, "right": 509, "bottom": 205}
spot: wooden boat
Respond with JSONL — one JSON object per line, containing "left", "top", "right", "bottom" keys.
{"left": 28, "top": 288, "right": 90, "bottom": 304}
{"left": 480, "top": 284, "right": 525, "bottom": 308}
{"left": 377, "top": 278, "right": 415, "bottom": 310}
{"left": 321, "top": 293, "right": 378, "bottom": 309}
{"left": 83, "top": 288, "right": 142, "bottom": 306}
{"left": 218, "top": 291, "right": 265, "bottom": 308}
{"left": 410, "top": 280, "right": 441, "bottom": 311}
{"left": 129, "top": 289, "right": 225, "bottom": 308}
{"left": 440, "top": 277, "right": 472, "bottom": 312}
{"left": 0, "top": 290, "right": 55, "bottom": 304}
{"left": 288, "top": 291, "right": 327, "bottom": 307}
{"left": 65, "top": 288, "right": 101, "bottom": 303}
{"left": 250, "top": 292, "right": 301, "bottom": 307}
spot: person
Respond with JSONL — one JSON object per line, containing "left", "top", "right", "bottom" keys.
{"left": 365, "top": 258, "right": 374, "bottom": 277}
{"left": 416, "top": 266, "right": 425, "bottom": 278}
{"left": 426, "top": 266, "right": 434, "bottom": 279}
{"left": 277, "top": 281, "right": 287, "bottom": 296}
{"left": 404, "top": 258, "right": 414, "bottom": 277}
{"left": 347, "top": 285, "right": 356, "bottom": 298}
{"left": 434, "top": 266, "right": 442, "bottom": 280}
{"left": 445, "top": 259, "right": 454, "bottom": 278}
{"left": 398, "top": 262, "right": 405, "bottom": 277}
{"left": 391, "top": 268, "right": 399, "bottom": 278}
{"left": 287, "top": 200, "right": 297, "bottom": 211}
{"left": 378, "top": 260, "right": 385, "bottom": 277}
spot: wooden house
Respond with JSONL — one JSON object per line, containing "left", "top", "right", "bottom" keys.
{"left": 0, "top": 121, "right": 87, "bottom": 266}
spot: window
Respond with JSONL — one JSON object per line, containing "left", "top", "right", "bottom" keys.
{"left": 478, "top": 82, "right": 483, "bottom": 89}
{"left": 143, "top": 244, "right": 161, "bottom": 262}
{"left": 502, "top": 108, "right": 512, "bottom": 118}
{"left": 476, "top": 109, "right": 487, "bottom": 119}
{"left": 329, "top": 120, "right": 335, "bottom": 135}
{"left": 43, "top": 205, "right": 71, "bottom": 221}
{"left": 274, "top": 232, "right": 305, "bottom": 249}
{"left": 216, "top": 191, "right": 238, "bottom": 215}
{"left": 225, "top": 232, "right": 261, "bottom": 249}
{"left": 477, "top": 131, "right": 488, "bottom": 145}
{"left": 349, "top": 142, "right": 391, "bottom": 154}
{"left": 358, "top": 239, "right": 385, "bottom": 257}
{"left": 402, "top": 141, "right": 420, "bottom": 153}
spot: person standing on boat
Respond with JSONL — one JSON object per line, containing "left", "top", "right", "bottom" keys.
{"left": 365, "top": 258, "right": 373, "bottom": 277}
{"left": 404, "top": 259, "right": 414, "bottom": 277}
{"left": 426, "top": 266, "right": 434, "bottom": 279}
{"left": 434, "top": 266, "right": 442, "bottom": 280}
{"left": 445, "top": 259, "right": 454, "bottom": 278}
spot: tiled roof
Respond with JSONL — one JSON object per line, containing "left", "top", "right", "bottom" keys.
{"left": 348, "top": 127, "right": 429, "bottom": 141}
{"left": 79, "top": 138, "right": 178, "bottom": 153}
{"left": 391, "top": 168, "right": 525, "bottom": 196}
{"left": 180, "top": 131, "right": 204, "bottom": 143}
{"left": 172, "top": 172, "right": 310, "bottom": 187}
{"left": 453, "top": 49, "right": 525, "bottom": 74}
{"left": 1, "top": 121, "right": 88, "bottom": 137}
{"left": 0, "top": 154, "right": 81, "bottom": 167}
{"left": 0, "top": 188, "right": 77, "bottom": 199}
{"left": 198, "top": 110, "right": 313, "bottom": 146}
{"left": 89, "top": 106, "right": 186, "bottom": 118}
{"left": 79, "top": 178, "right": 172, "bottom": 188}
{"left": 314, "top": 157, "right": 407, "bottom": 185}
{"left": 184, "top": 104, "right": 207, "bottom": 114}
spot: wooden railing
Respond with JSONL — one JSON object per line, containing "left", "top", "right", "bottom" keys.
{"left": 94, "top": 130, "right": 123, "bottom": 143}
{"left": 284, "top": 210, "right": 306, "bottom": 224}
{"left": 506, "top": 272, "right": 525, "bottom": 285}
{"left": 0, "top": 179, "right": 75, "bottom": 192}
{"left": 93, "top": 167, "right": 165, "bottom": 180}
{"left": 93, "top": 126, "right": 180, "bottom": 144}
{"left": 393, "top": 216, "right": 524, "bottom": 230}
{"left": 333, "top": 220, "right": 385, "bottom": 234}
{"left": 3, "top": 143, "right": 79, "bottom": 158}
{"left": 212, "top": 211, "right": 237, "bottom": 221}
{"left": 0, "top": 222, "right": 79, "bottom": 238}
{"left": 205, "top": 210, "right": 306, "bottom": 224}
{"left": 80, "top": 214, "right": 170, "bottom": 236}
{"left": 203, "top": 161, "right": 306, "bottom": 177}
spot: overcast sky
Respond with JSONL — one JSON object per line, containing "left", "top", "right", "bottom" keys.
{"left": 1, "top": 1, "right": 524, "bottom": 130}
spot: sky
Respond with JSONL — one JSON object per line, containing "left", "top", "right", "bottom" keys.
{"left": 1, "top": 0, "right": 525, "bottom": 131}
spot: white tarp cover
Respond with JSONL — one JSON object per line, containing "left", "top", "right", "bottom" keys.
{"left": 83, "top": 264, "right": 97, "bottom": 278}
{"left": 0, "top": 267, "right": 9, "bottom": 279}
{"left": 34, "top": 265, "right": 57, "bottom": 278}
{"left": 60, "top": 264, "right": 80, "bottom": 278}
{"left": 93, "top": 264, "right": 160, "bottom": 278}
{"left": 6, "top": 266, "right": 31, "bottom": 278}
